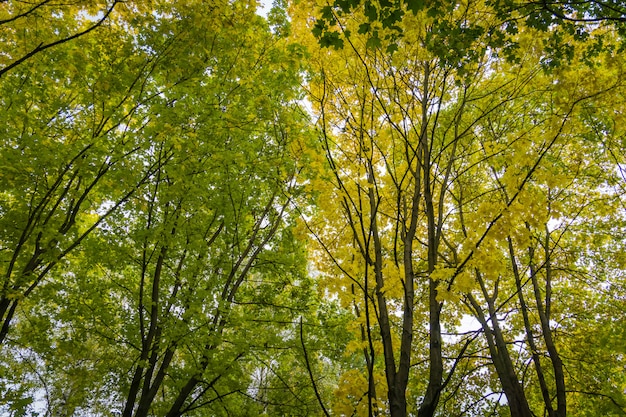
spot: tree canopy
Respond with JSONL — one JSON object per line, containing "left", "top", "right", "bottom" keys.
{"left": 1, "top": 0, "right": 625, "bottom": 416}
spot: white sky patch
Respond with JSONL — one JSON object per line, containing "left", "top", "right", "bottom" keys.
{"left": 257, "top": 0, "right": 273, "bottom": 17}
{"left": 458, "top": 314, "right": 482, "bottom": 333}
{"left": 547, "top": 217, "right": 562, "bottom": 232}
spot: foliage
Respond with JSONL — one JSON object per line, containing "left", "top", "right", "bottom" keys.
{"left": 1, "top": 0, "right": 625, "bottom": 416}
{"left": 291, "top": 0, "right": 626, "bottom": 416}
{"left": 312, "top": 0, "right": 626, "bottom": 58}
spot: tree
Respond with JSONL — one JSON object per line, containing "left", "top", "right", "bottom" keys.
{"left": 2, "top": 0, "right": 626, "bottom": 416}
{"left": 292, "top": 0, "right": 626, "bottom": 416}
{"left": 311, "top": 0, "right": 626, "bottom": 54}
{"left": 0, "top": 1, "right": 129, "bottom": 78}
{"left": 0, "top": 0, "right": 167, "bottom": 347}
{"left": 450, "top": 27, "right": 626, "bottom": 417}
{"left": 291, "top": 0, "right": 535, "bottom": 415}
{"left": 1, "top": 1, "right": 318, "bottom": 415}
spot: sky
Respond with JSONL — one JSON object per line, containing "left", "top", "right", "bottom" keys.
{"left": 257, "top": 0, "right": 273, "bottom": 17}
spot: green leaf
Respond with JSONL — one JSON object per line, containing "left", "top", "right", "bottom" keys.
{"left": 320, "top": 30, "right": 345, "bottom": 49}
{"left": 406, "top": 0, "right": 425, "bottom": 14}
{"left": 366, "top": 31, "right": 382, "bottom": 49}
{"left": 364, "top": 2, "right": 378, "bottom": 21}
{"left": 386, "top": 43, "right": 399, "bottom": 54}
{"left": 312, "top": 20, "right": 326, "bottom": 39}
{"left": 320, "top": 5, "right": 335, "bottom": 23}
{"left": 383, "top": 9, "right": 404, "bottom": 27}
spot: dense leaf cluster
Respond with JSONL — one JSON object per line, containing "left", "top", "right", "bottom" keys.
{"left": 1, "top": 0, "right": 625, "bottom": 416}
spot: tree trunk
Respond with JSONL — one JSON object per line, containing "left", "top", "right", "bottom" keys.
{"left": 369, "top": 185, "right": 407, "bottom": 417}
{"left": 417, "top": 62, "right": 444, "bottom": 417}
{"left": 530, "top": 229, "right": 566, "bottom": 417}
{"left": 467, "top": 292, "right": 533, "bottom": 417}
{"left": 509, "top": 237, "right": 555, "bottom": 416}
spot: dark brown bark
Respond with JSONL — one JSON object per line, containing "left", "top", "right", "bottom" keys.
{"left": 509, "top": 237, "right": 555, "bottom": 416}
{"left": 165, "top": 376, "right": 201, "bottom": 417}
{"left": 352, "top": 282, "right": 379, "bottom": 417}
{"left": 529, "top": 229, "right": 566, "bottom": 417}
{"left": 122, "top": 242, "right": 169, "bottom": 417}
{"left": 418, "top": 63, "right": 444, "bottom": 417}
{"left": 467, "top": 292, "right": 533, "bottom": 417}
{"left": 0, "top": 300, "right": 17, "bottom": 345}
{"left": 370, "top": 183, "right": 405, "bottom": 417}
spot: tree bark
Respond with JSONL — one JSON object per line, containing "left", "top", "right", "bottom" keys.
{"left": 509, "top": 237, "right": 555, "bottom": 417}
{"left": 417, "top": 62, "right": 444, "bottom": 417}
{"left": 467, "top": 291, "right": 533, "bottom": 417}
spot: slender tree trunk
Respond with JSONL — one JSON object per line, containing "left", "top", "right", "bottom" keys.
{"left": 136, "top": 347, "right": 176, "bottom": 417}
{"left": 369, "top": 184, "right": 406, "bottom": 417}
{"left": 467, "top": 292, "right": 534, "bottom": 417}
{"left": 529, "top": 228, "right": 566, "bottom": 417}
{"left": 353, "top": 282, "right": 379, "bottom": 417}
{"left": 417, "top": 63, "right": 443, "bottom": 417}
{"left": 0, "top": 299, "right": 17, "bottom": 345}
{"left": 123, "top": 242, "right": 169, "bottom": 417}
{"left": 165, "top": 376, "right": 200, "bottom": 417}
{"left": 509, "top": 237, "right": 555, "bottom": 416}
{"left": 490, "top": 310, "right": 533, "bottom": 417}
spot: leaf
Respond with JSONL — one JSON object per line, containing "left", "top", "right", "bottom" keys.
{"left": 320, "top": 5, "right": 336, "bottom": 23}
{"left": 320, "top": 30, "right": 345, "bottom": 49}
{"left": 386, "top": 43, "right": 399, "bottom": 54}
{"left": 366, "top": 31, "right": 382, "bottom": 49}
{"left": 406, "top": 0, "right": 425, "bottom": 15}
{"left": 381, "top": 8, "right": 404, "bottom": 29}
{"left": 364, "top": 2, "right": 378, "bottom": 21}
{"left": 358, "top": 22, "right": 371, "bottom": 34}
